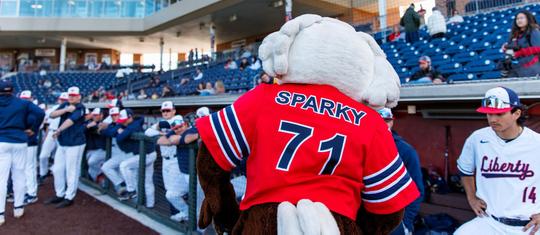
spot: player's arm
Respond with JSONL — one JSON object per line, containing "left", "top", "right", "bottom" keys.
{"left": 457, "top": 135, "right": 487, "bottom": 217}
{"left": 144, "top": 123, "right": 160, "bottom": 137}
{"left": 50, "top": 103, "right": 72, "bottom": 118}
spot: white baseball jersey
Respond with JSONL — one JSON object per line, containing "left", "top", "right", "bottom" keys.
{"left": 144, "top": 117, "right": 180, "bottom": 157}
{"left": 45, "top": 105, "right": 61, "bottom": 130}
{"left": 457, "top": 127, "right": 540, "bottom": 220}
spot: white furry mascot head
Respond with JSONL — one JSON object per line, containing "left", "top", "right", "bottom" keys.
{"left": 259, "top": 14, "right": 400, "bottom": 109}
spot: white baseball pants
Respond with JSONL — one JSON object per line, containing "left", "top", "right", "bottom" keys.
{"left": 162, "top": 156, "right": 189, "bottom": 212}
{"left": 86, "top": 149, "right": 106, "bottom": 181}
{"left": 119, "top": 152, "right": 156, "bottom": 208}
{"left": 52, "top": 144, "right": 85, "bottom": 200}
{"left": 455, "top": 216, "right": 538, "bottom": 235}
{"left": 38, "top": 131, "right": 57, "bottom": 177}
{"left": 101, "top": 147, "right": 131, "bottom": 187}
{"left": 0, "top": 143, "right": 27, "bottom": 215}
{"left": 25, "top": 145, "right": 38, "bottom": 196}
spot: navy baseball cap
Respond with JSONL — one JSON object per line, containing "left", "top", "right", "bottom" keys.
{"left": 0, "top": 80, "right": 13, "bottom": 92}
{"left": 477, "top": 87, "right": 521, "bottom": 114}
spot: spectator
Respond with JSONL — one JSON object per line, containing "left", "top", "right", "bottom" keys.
{"left": 240, "top": 45, "right": 252, "bottom": 59}
{"left": 224, "top": 58, "right": 238, "bottom": 70}
{"left": 43, "top": 79, "right": 52, "bottom": 89}
{"left": 137, "top": 89, "right": 147, "bottom": 100}
{"left": 161, "top": 85, "right": 176, "bottom": 98}
{"left": 418, "top": 7, "right": 427, "bottom": 28}
{"left": 388, "top": 25, "right": 404, "bottom": 42}
{"left": 502, "top": 10, "right": 540, "bottom": 77}
{"left": 447, "top": 10, "right": 464, "bottom": 24}
{"left": 427, "top": 7, "right": 447, "bottom": 39}
{"left": 151, "top": 92, "right": 159, "bottom": 100}
{"left": 214, "top": 80, "right": 226, "bottom": 95}
{"left": 188, "top": 49, "right": 194, "bottom": 66}
{"left": 239, "top": 58, "right": 250, "bottom": 71}
{"left": 377, "top": 108, "right": 424, "bottom": 235}
{"left": 400, "top": 4, "right": 421, "bottom": 43}
{"left": 193, "top": 68, "right": 203, "bottom": 81}
{"left": 408, "top": 56, "right": 445, "bottom": 84}
{"left": 249, "top": 55, "right": 261, "bottom": 70}
{"left": 197, "top": 82, "right": 215, "bottom": 96}
{"left": 258, "top": 71, "right": 274, "bottom": 85}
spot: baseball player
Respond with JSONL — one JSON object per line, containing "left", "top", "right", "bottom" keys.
{"left": 456, "top": 87, "right": 540, "bottom": 235}
{"left": 44, "top": 86, "right": 87, "bottom": 209}
{"left": 19, "top": 90, "right": 41, "bottom": 204}
{"left": 85, "top": 108, "right": 107, "bottom": 181}
{"left": 116, "top": 109, "right": 156, "bottom": 208}
{"left": 100, "top": 107, "right": 129, "bottom": 194}
{"left": 38, "top": 92, "right": 69, "bottom": 184}
{"left": 0, "top": 80, "right": 45, "bottom": 225}
{"left": 145, "top": 101, "right": 186, "bottom": 221}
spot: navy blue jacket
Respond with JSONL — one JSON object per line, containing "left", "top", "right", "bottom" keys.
{"left": 392, "top": 131, "right": 424, "bottom": 232}
{"left": 172, "top": 127, "right": 198, "bottom": 174}
{"left": 116, "top": 117, "right": 154, "bottom": 155}
{"left": 56, "top": 102, "right": 86, "bottom": 146}
{"left": 85, "top": 121, "right": 106, "bottom": 151}
{"left": 0, "top": 95, "right": 45, "bottom": 144}
{"left": 26, "top": 109, "right": 45, "bottom": 146}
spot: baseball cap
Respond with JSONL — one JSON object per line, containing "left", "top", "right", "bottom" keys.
{"left": 0, "top": 80, "right": 13, "bottom": 92}
{"left": 91, "top": 108, "right": 101, "bottom": 116}
{"left": 377, "top": 108, "right": 394, "bottom": 120}
{"left": 477, "top": 87, "right": 521, "bottom": 114}
{"left": 20, "top": 90, "right": 32, "bottom": 99}
{"left": 170, "top": 115, "right": 185, "bottom": 130}
{"left": 116, "top": 109, "right": 134, "bottom": 124}
{"left": 67, "top": 86, "right": 80, "bottom": 96}
{"left": 59, "top": 92, "right": 69, "bottom": 101}
{"left": 196, "top": 107, "right": 210, "bottom": 117}
{"left": 109, "top": 107, "right": 120, "bottom": 116}
{"left": 419, "top": 55, "right": 431, "bottom": 64}
{"left": 161, "top": 101, "right": 174, "bottom": 111}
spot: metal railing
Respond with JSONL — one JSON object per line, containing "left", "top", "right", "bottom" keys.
{"left": 79, "top": 132, "right": 199, "bottom": 234}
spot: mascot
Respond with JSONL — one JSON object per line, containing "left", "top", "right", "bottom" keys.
{"left": 195, "top": 14, "right": 420, "bottom": 234}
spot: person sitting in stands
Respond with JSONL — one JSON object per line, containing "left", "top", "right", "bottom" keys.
{"left": 408, "top": 56, "right": 445, "bottom": 84}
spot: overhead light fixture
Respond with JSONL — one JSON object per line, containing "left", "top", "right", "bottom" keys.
{"left": 272, "top": 0, "right": 283, "bottom": 8}
{"left": 229, "top": 14, "right": 237, "bottom": 22}
{"left": 31, "top": 4, "right": 43, "bottom": 9}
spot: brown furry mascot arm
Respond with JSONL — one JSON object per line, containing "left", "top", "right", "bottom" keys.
{"left": 197, "top": 142, "right": 240, "bottom": 234}
{"left": 356, "top": 206, "right": 404, "bottom": 235}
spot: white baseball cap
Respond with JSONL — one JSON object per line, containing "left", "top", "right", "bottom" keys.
{"left": 20, "top": 90, "right": 32, "bottom": 99}
{"left": 196, "top": 107, "right": 210, "bottom": 117}
{"left": 477, "top": 87, "right": 521, "bottom": 114}
{"left": 161, "top": 101, "right": 174, "bottom": 111}
{"left": 91, "top": 108, "right": 101, "bottom": 116}
{"left": 59, "top": 92, "right": 69, "bottom": 101}
{"left": 116, "top": 109, "right": 133, "bottom": 124}
{"left": 109, "top": 107, "right": 120, "bottom": 115}
{"left": 67, "top": 86, "right": 80, "bottom": 96}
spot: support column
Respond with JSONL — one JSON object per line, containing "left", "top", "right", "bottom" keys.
{"left": 378, "top": 0, "right": 387, "bottom": 43}
{"left": 285, "top": 0, "right": 292, "bottom": 21}
{"left": 159, "top": 37, "right": 164, "bottom": 71}
{"left": 60, "top": 38, "right": 67, "bottom": 72}
{"left": 210, "top": 23, "right": 215, "bottom": 61}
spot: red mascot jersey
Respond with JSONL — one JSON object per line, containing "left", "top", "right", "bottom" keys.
{"left": 197, "top": 83, "right": 419, "bottom": 220}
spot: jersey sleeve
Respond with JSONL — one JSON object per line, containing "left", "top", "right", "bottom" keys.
{"left": 457, "top": 135, "right": 476, "bottom": 176}
{"left": 196, "top": 85, "right": 265, "bottom": 171}
{"left": 68, "top": 105, "right": 84, "bottom": 122}
{"left": 362, "top": 128, "right": 420, "bottom": 214}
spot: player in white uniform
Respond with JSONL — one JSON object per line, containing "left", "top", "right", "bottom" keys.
{"left": 145, "top": 101, "right": 186, "bottom": 221}
{"left": 456, "top": 87, "right": 540, "bottom": 235}
{"left": 38, "top": 92, "right": 68, "bottom": 184}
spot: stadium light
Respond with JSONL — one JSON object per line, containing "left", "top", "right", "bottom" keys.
{"left": 31, "top": 4, "right": 43, "bottom": 9}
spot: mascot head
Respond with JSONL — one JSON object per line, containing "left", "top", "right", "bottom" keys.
{"left": 259, "top": 14, "right": 400, "bottom": 109}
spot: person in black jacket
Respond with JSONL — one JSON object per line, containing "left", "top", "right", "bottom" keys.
{"left": 408, "top": 56, "right": 445, "bottom": 84}
{"left": 85, "top": 108, "right": 107, "bottom": 182}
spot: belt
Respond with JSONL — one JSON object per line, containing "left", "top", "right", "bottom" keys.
{"left": 491, "top": 215, "right": 530, "bottom": 227}
{"left": 163, "top": 155, "right": 177, "bottom": 160}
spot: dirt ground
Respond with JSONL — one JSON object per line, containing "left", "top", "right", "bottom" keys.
{"left": 0, "top": 177, "right": 159, "bottom": 235}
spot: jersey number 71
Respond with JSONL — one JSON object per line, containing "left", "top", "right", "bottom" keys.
{"left": 276, "top": 120, "right": 347, "bottom": 175}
